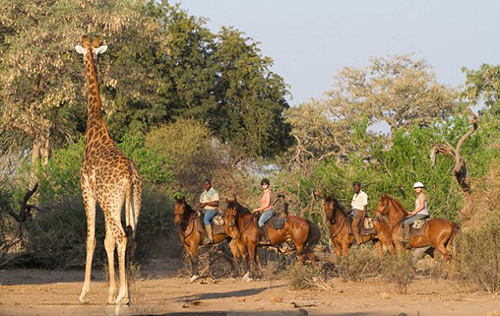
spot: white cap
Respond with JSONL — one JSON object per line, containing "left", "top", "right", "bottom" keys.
{"left": 413, "top": 182, "right": 425, "bottom": 189}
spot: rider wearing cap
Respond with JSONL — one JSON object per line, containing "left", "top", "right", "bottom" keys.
{"left": 402, "top": 182, "right": 430, "bottom": 243}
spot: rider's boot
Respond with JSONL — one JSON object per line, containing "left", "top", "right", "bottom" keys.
{"left": 204, "top": 224, "right": 213, "bottom": 245}
{"left": 402, "top": 223, "right": 410, "bottom": 245}
{"left": 258, "top": 225, "right": 270, "bottom": 244}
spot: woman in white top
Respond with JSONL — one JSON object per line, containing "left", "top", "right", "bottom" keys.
{"left": 402, "top": 182, "right": 430, "bottom": 242}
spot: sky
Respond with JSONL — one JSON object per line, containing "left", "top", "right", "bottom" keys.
{"left": 178, "top": 0, "right": 500, "bottom": 106}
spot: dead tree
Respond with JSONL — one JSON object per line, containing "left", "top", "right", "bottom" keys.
{"left": 430, "top": 108, "right": 479, "bottom": 221}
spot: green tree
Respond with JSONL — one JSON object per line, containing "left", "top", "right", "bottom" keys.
{"left": 210, "top": 27, "right": 293, "bottom": 158}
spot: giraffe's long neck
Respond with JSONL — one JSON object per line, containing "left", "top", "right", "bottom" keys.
{"left": 83, "top": 53, "right": 110, "bottom": 143}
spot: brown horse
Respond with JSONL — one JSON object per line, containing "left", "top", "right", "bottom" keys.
{"left": 225, "top": 199, "right": 320, "bottom": 279}
{"left": 173, "top": 197, "right": 245, "bottom": 281}
{"left": 324, "top": 196, "right": 395, "bottom": 257}
{"left": 373, "top": 194, "right": 460, "bottom": 261}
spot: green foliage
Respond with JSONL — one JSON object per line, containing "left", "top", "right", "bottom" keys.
{"left": 24, "top": 186, "right": 174, "bottom": 269}
{"left": 26, "top": 196, "right": 105, "bottom": 269}
{"left": 37, "top": 138, "right": 84, "bottom": 203}
{"left": 145, "top": 119, "right": 218, "bottom": 199}
{"left": 118, "top": 132, "right": 172, "bottom": 187}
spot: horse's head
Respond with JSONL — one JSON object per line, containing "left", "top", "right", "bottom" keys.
{"left": 173, "top": 196, "right": 187, "bottom": 225}
{"left": 324, "top": 195, "right": 342, "bottom": 222}
{"left": 225, "top": 198, "right": 238, "bottom": 227}
{"left": 373, "top": 194, "right": 390, "bottom": 220}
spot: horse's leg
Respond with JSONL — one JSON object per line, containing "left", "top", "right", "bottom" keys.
{"left": 379, "top": 230, "right": 396, "bottom": 255}
{"left": 228, "top": 239, "right": 240, "bottom": 278}
{"left": 332, "top": 238, "right": 342, "bottom": 257}
{"left": 247, "top": 242, "right": 258, "bottom": 279}
{"left": 374, "top": 240, "right": 383, "bottom": 258}
{"left": 306, "top": 252, "right": 317, "bottom": 267}
{"left": 185, "top": 240, "right": 200, "bottom": 282}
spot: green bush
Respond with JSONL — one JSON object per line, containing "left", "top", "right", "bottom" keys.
{"left": 24, "top": 185, "right": 174, "bottom": 269}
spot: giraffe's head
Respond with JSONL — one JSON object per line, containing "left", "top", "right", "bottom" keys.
{"left": 75, "top": 36, "right": 107, "bottom": 62}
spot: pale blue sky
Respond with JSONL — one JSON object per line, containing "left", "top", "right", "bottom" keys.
{"left": 178, "top": 0, "right": 500, "bottom": 106}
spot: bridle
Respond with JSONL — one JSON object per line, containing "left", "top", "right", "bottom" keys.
{"left": 174, "top": 203, "right": 196, "bottom": 240}
{"left": 325, "top": 202, "right": 346, "bottom": 238}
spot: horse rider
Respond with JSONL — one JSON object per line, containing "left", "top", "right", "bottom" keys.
{"left": 402, "top": 182, "right": 430, "bottom": 243}
{"left": 350, "top": 182, "right": 368, "bottom": 246}
{"left": 197, "top": 179, "right": 219, "bottom": 244}
{"left": 253, "top": 178, "right": 274, "bottom": 243}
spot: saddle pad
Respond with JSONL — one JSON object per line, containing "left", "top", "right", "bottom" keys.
{"left": 269, "top": 217, "right": 286, "bottom": 230}
{"left": 409, "top": 219, "right": 429, "bottom": 238}
{"left": 364, "top": 218, "right": 374, "bottom": 229}
{"left": 197, "top": 214, "right": 226, "bottom": 236}
{"left": 412, "top": 219, "right": 426, "bottom": 230}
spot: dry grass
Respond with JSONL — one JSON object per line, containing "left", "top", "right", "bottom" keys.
{"left": 283, "top": 263, "right": 332, "bottom": 291}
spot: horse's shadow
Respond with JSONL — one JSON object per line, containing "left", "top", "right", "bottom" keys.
{"left": 174, "top": 285, "right": 284, "bottom": 302}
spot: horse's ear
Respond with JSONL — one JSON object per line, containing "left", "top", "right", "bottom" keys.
{"left": 225, "top": 197, "right": 229, "bottom": 203}
{"left": 233, "top": 195, "right": 237, "bottom": 203}
{"left": 182, "top": 196, "right": 186, "bottom": 203}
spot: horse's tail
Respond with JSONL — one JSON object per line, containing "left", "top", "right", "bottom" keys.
{"left": 445, "top": 222, "right": 461, "bottom": 258}
{"left": 302, "top": 220, "right": 320, "bottom": 255}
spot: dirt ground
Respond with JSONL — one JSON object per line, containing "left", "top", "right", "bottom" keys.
{"left": 0, "top": 256, "right": 499, "bottom": 316}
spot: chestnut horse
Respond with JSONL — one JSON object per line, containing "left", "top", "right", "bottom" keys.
{"left": 173, "top": 197, "right": 245, "bottom": 281}
{"left": 324, "top": 196, "right": 395, "bottom": 257}
{"left": 225, "top": 199, "right": 320, "bottom": 278}
{"left": 373, "top": 194, "right": 460, "bottom": 261}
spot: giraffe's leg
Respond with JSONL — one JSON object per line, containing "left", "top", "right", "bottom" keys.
{"left": 79, "top": 193, "right": 96, "bottom": 304}
{"left": 104, "top": 220, "right": 116, "bottom": 304}
{"left": 108, "top": 210, "right": 128, "bottom": 305}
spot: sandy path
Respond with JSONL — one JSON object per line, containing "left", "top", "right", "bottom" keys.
{"left": 1, "top": 268, "right": 499, "bottom": 316}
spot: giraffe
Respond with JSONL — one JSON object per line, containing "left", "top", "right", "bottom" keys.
{"left": 75, "top": 36, "right": 142, "bottom": 305}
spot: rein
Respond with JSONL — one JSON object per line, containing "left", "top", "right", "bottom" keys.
{"left": 175, "top": 207, "right": 197, "bottom": 242}
{"left": 329, "top": 214, "right": 346, "bottom": 238}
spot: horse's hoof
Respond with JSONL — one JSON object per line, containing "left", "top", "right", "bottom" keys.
{"left": 189, "top": 274, "right": 200, "bottom": 283}
{"left": 79, "top": 294, "right": 89, "bottom": 304}
{"left": 242, "top": 272, "right": 252, "bottom": 282}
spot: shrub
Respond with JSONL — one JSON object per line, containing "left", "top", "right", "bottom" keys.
{"left": 335, "top": 246, "right": 384, "bottom": 282}
{"left": 284, "top": 263, "right": 331, "bottom": 291}
{"left": 455, "top": 213, "right": 500, "bottom": 293}
{"left": 24, "top": 185, "right": 174, "bottom": 269}
{"left": 381, "top": 252, "right": 415, "bottom": 294}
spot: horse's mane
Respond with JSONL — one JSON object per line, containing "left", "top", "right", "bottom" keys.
{"left": 386, "top": 195, "right": 408, "bottom": 215}
{"left": 325, "top": 196, "right": 346, "bottom": 214}
{"left": 228, "top": 200, "right": 251, "bottom": 216}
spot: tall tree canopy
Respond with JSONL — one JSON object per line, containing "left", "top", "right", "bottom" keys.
{"left": 324, "top": 54, "right": 458, "bottom": 132}
{"left": 0, "top": 0, "right": 292, "bottom": 164}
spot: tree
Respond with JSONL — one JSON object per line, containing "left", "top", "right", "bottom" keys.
{"left": 324, "top": 54, "right": 458, "bottom": 132}
{"left": 0, "top": 0, "right": 162, "bottom": 167}
{"left": 210, "top": 27, "right": 293, "bottom": 158}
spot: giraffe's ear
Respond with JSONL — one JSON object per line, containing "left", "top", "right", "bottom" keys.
{"left": 94, "top": 45, "right": 108, "bottom": 55}
{"left": 75, "top": 45, "right": 87, "bottom": 55}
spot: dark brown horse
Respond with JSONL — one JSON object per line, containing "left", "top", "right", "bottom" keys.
{"left": 224, "top": 199, "right": 320, "bottom": 279}
{"left": 173, "top": 197, "right": 245, "bottom": 281}
{"left": 324, "top": 196, "right": 395, "bottom": 257}
{"left": 373, "top": 194, "right": 460, "bottom": 261}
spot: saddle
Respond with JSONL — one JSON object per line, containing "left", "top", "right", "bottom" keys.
{"left": 407, "top": 217, "right": 430, "bottom": 237}
{"left": 197, "top": 212, "right": 226, "bottom": 236}
{"left": 254, "top": 213, "right": 286, "bottom": 230}
{"left": 348, "top": 211, "right": 376, "bottom": 236}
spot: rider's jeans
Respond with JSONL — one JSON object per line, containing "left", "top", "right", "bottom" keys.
{"left": 258, "top": 209, "right": 274, "bottom": 227}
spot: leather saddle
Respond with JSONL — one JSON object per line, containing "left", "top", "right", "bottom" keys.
{"left": 348, "top": 211, "right": 376, "bottom": 236}
{"left": 254, "top": 213, "right": 286, "bottom": 230}
{"left": 197, "top": 212, "right": 226, "bottom": 236}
